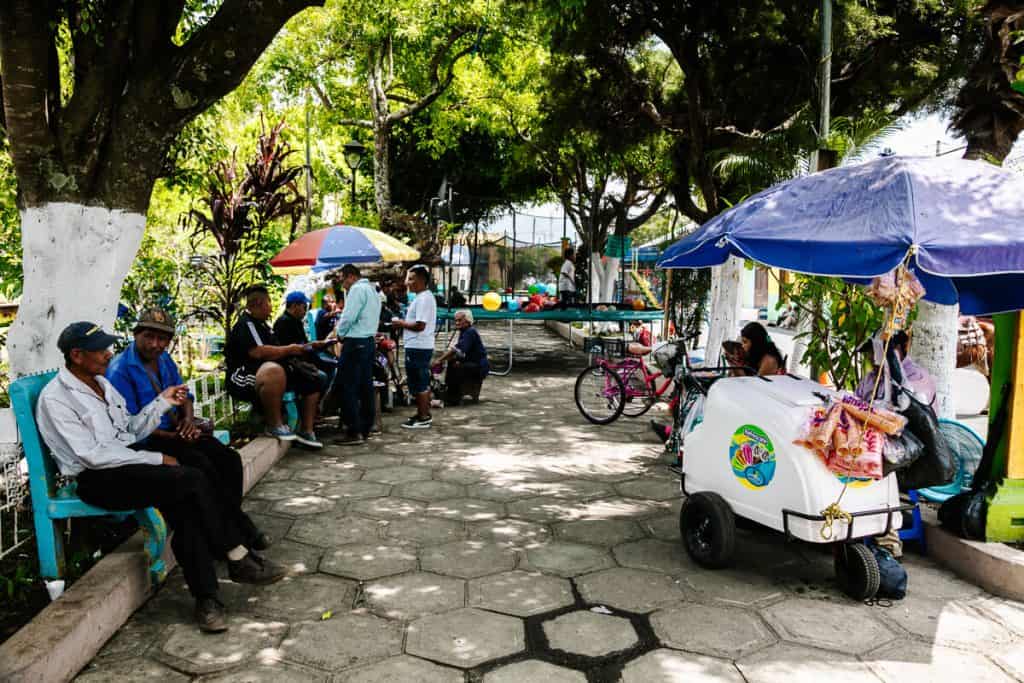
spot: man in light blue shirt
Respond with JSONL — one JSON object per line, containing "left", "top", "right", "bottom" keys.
{"left": 334, "top": 264, "right": 382, "bottom": 444}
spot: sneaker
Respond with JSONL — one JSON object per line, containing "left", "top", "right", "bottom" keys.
{"left": 401, "top": 415, "right": 433, "bottom": 429}
{"left": 195, "top": 597, "right": 228, "bottom": 633}
{"left": 266, "top": 424, "right": 297, "bottom": 442}
{"left": 250, "top": 532, "right": 273, "bottom": 551}
{"left": 336, "top": 433, "right": 367, "bottom": 446}
{"left": 649, "top": 420, "right": 670, "bottom": 443}
{"left": 294, "top": 431, "right": 324, "bottom": 449}
{"left": 228, "top": 552, "right": 288, "bottom": 585}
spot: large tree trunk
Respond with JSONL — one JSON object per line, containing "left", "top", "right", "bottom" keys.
{"left": 372, "top": 123, "right": 393, "bottom": 224}
{"left": 912, "top": 301, "right": 959, "bottom": 419}
{"left": 704, "top": 256, "right": 744, "bottom": 366}
{"left": 8, "top": 204, "right": 146, "bottom": 376}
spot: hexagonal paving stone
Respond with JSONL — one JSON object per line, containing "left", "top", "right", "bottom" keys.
{"left": 362, "top": 466, "right": 433, "bottom": 485}
{"left": 975, "top": 595, "right": 1024, "bottom": 638}
{"left": 292, "top": 463, "right": 364, "bottom": 483}
{"left": 483, "top": 660, "right": 586, "bottom": 683}
{"left": 425, "top": 497, "right": 505, "bottom": 522}
{"left": 364, "top": 571, "right": 465, "bottom": 620}
{"left": 393, "top": 480, "right": 466, "bottom": 502}
{"left": 868, "top": 639, "right": 1016, "bottom": 683}
{"left": 433, "top": 467, "right": 489, "bottom": 485}
{"left": 507, "top": 496, "right": 589, "bottom": 524}
{"left": 878, "top": 596, "right": 1012, "bottom": 651}
{"left": 899, "top": 557, "right": 985, "bottom": 600}
{"left": 612, "top": 539, "right": 691, "bottom": 575}
{"left": 156, "top": 616, "right": 287, "bottom": 674}
{"left": 679, "top": 567, "right": 786, "bottom": 608}
{"left": 406, "top": 607, "right": 525, "bottom": 669}
{"left": 348, "top": 496, "right": 428, "bottom": 520}
{"left": 641, "top": 515, "right": 681, "bottom": 541}
{"left": 233, "top": 573, "right": 356, "bottom": 621}
{"left": 553, "top": 519, "right": 645, "bottom": 547}
{"left": 258, "top": 539, "right": 323, "bottom": 575}
{"left": 247, "top": 513, "right": 295, "bottom": 547}
{"left": 468, "top": 570, "right": 575, "bottom": 617}
{"left": 421, "top": 540, "right": 517, "bottom": 578}
{"left": 269, "top": 495, "right": 337, "bottom": 516}
{"left": 196, "top": 662, "right": 329, "bottom": 682}
{"left": 281, "top": 613, "right": 403, "bottom": 672}
{"left": 576, "top": 568, "right": 685, "bottom": 613}
{"left": 320, "top": 543, "right": 418, "bottom": 580}
{"left": 468, "top": 518, "right": 551, "bottom": 548}
{"left": 320, "top": 481, "right": 393, "bottom": 502}
{"left": 248, "top": 479, "right": 322, "bottom": 501}
{"left": 341, "top": 454, "right": 406, "bottom": 469}
{"left": 523, "top": 541, "right": 615, "bottom": 577}
{"left": 336, "top": 655, "right": 464, "bottom": 683}
{"left": 466, "top": 481, "right": 539, "bottom": 502}
{"left": 524, "top": 479, "right": 616, "bottom": 500}
{"left": 76, "top": 658, "right": 190, "bottom": 682}
{"left": 761, "top": 598, "right": 894, "bottom": 655}
{"left": 543, "top": 610, "right": 639, "bottom": 657}
{"left": 737, "top": 643, "right": 881, "bottom": 683}
{"left": 650, "top": 601, "right": 775, "bottom": 659}
{"left": 385, "top": 517, "right": 466, "bottom": 546}
{"left": 620, "top": 649, "right": 744, "bottom": 683}
{"left": 288, "top": 514, "right": 382, "bottom": 547}
{"left": 93, "top": 619, "right": 167, "bottom": 661}
{"left": 614, "top": 478, "right": 682, "bottom": 501}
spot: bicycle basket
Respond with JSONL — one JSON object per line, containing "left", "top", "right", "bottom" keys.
{"left": 652, "top": 342, "right": 680, "bottom": 375}
{"left": 583, "top": 337, "right": 626, "bottom": 357}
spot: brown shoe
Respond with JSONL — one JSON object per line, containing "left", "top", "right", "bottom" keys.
{"left": 228, "top": 553, "right": 287, "bottom": 585}
{"left": 335, "top": 433, "right": 367, "bottom": 446}
{"left": 195, "top": 597, "right": 228, "bottom": 633}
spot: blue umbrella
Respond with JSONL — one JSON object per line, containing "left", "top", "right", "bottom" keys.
{"left": 657, "top": 156, "right": 1024, "bottom": 315}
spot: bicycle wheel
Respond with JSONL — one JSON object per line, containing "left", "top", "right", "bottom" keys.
{"left": 620, "top": 368, "right": 657, "bottom": 418}
{"left": 575, "top": 365, "right": 626, "bottom": 425}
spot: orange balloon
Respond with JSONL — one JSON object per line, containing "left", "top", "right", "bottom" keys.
{"left": 632, "top": 297, "right": 645, "bottom": 310}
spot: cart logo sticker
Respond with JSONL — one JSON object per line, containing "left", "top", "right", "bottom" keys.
{"left": 729, "top": 425, "right": 776, "bottom": 489}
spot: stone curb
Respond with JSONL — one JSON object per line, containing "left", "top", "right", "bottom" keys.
{"left": 926, "top": 519, "right": 1024, "bottom": 602}
{"left": 0, "top": 436, "right": 290, "bottom": 683}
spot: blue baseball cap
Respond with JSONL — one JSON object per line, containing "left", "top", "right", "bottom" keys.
{"left": 285, "top": 291, "right": 311, "bottom": 306}
{"left": 57, "top": 322, "right": 120, "bottom": 354}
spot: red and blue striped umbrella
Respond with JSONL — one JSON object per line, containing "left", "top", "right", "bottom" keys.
{"left": 270, "top": 225, "right": 420, "bottom": 275}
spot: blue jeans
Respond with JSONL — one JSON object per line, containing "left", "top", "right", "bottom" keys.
{"left": 405, "top": 348, "right": 433, "bottom": 395}
{"left": 340, "top": 337, "right": 375, "bottom": 437}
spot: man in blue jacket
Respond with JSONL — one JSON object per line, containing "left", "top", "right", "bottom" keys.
{"left": 333, "top": 264, "right": 382, "bottom": 445}
{"left": 107, "top": 308, "right": 271, "bottom": 554}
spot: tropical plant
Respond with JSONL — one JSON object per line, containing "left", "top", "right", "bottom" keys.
{"left": 188, "top": 117, "right": 303, "bottom": 338}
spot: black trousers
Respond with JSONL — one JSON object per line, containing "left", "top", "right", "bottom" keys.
{"left": 76, "top": 435, "right": 256, "bottom": 600}
{"left": 444, "top": 362, "right": 483, "bottom": 406}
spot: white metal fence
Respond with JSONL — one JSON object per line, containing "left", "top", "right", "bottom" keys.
{"left": 0, "top": 372, "right": 238, "bottom": 562}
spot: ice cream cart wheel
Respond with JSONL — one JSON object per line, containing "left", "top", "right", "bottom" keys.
{"left": 680, "top": 491, "right": 736, "bottom": 569}
{"left": 834, "top": 543, "right": 880, "bottom": 601}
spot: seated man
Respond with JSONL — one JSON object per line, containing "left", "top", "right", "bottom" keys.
{"left": 434, "top": 309, "right": 489, "bottom": 406}
{"left": 274, "top": 290, "right": 336, "bottom": 381}
{"left": 225, "top": 285, "right": 323, "bottom": 448}
{"left": 38, "top": 322, "right": 286, "bottom": 634}
{"left": 107, "top": 306, "right": 270, "bottom": 551}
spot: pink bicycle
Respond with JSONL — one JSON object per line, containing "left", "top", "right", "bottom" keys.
{"left": 574, "top": 338, "right": 683, "bottom": 425}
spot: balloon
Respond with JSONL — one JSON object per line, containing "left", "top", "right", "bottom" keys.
{"left": 482, "top": 291, "right": 502, "bottom": 311}
{"left": 507, "top": 299, "right": 521, "bottom": 312}
{"left": 546, "top": 283, "right": 557, "bottom": 296}
{"left": 632, "top": 297, "right": 646, "bottom": 310}
{"left": 530, "top": 294, "right": 544, "bottom": 306}
{"left": 407, "top": 292, "right": 416, "bottom": 304}
{"left": 482, "top": 283, "right": 490, "bottom": 292}
{"left": 524, "top": 303, "right": 541, "bottom": 313}
{"left": 505, "top": 288, "right": 513, "bottom": 294}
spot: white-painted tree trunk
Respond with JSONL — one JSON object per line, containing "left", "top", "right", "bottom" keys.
{"left": 911, "top": 300, "right": 959, "bottom": 419}
{"left": 704, "top": 256, "right": 744, "bottom": 366}
{"left": 7, "top": 203, "right": 146, "bottom": 378}
{"left": 789, "top": 316, "right": 811, "bottom": 375}
{"left": 600, "top": 256, "right": 621, "bottom": 303}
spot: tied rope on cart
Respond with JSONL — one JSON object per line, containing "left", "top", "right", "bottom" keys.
{"left": 792, "top": 250, "right": 926, "bottom": 539}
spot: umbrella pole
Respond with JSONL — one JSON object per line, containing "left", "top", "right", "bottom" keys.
{"left": 662, "top": 269, "right": 672, "bottom": 342}
{"left": 986, "top": 312, "right": 1024, "bottom": 542}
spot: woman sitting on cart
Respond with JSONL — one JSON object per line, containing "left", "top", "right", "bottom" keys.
{"left": 434, "top": 309, "right": 489, "bottom": 406}
{"left": 725, "top": 322, "right": 785, "bottom": 376}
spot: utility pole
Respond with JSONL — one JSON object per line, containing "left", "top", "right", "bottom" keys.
{"left": 815, "top": 0, "right": 835, "bottom": 172}
{"left": 304, "top": 88, "right": 313, "bottom": 233}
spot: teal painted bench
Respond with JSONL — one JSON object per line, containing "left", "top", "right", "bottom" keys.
{"left": 9, "top": 371, "right": 168, "bottom": 585}
{"left": 245, "top": 391, "right": 299, "bottom": 431}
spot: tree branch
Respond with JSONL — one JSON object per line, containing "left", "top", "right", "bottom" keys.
{"left": 386, "top": 26, "right": 474, "bottom": 124}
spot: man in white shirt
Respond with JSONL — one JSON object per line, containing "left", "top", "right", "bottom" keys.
{"left": 559, "top": 249, "right": 576, "bottom": 309}
{"left": 391, "top": 264, "right": 437, "bottom": 428}
{"left": 37, "top": 322, "right": 287, "bottom": 633}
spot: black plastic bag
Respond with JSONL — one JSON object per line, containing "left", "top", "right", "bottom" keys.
{"left": 938, "top": 485, "right": 991, "bottom": 540}
{"left": 882, "top": 430, "right": 925, "bottom": 476}
{"left": 895, "top": 392, "right": 955, "bottom": 490}
{"left": 870, "top": 545, "right": 908, "bottom": 600}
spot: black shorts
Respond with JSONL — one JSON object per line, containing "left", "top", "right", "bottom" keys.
{"left": 226, "top": 363, "right": 321, "bottom": 404}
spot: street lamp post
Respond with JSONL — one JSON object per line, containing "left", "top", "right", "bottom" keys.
{"left": 343, "top": 138, "right": 367, "bottom": 215}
